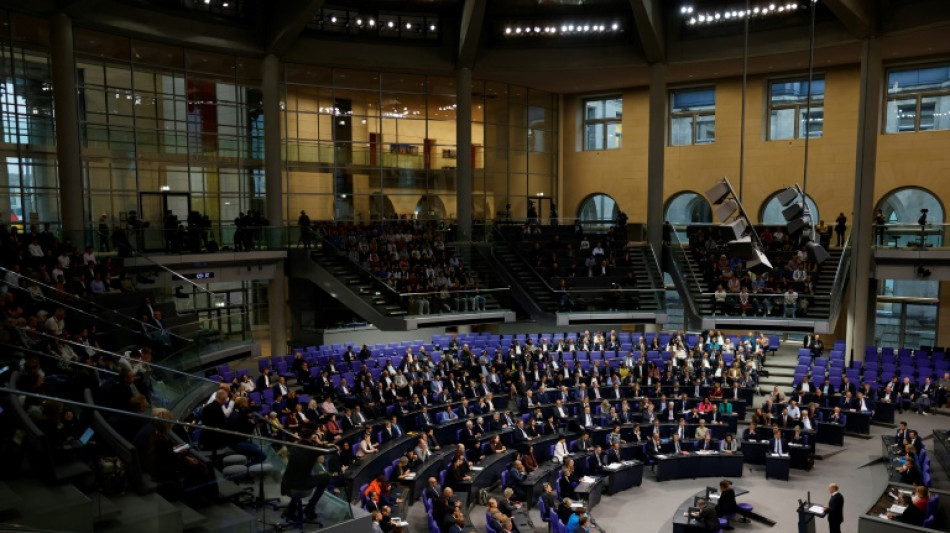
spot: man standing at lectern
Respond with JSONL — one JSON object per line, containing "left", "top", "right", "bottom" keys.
{"left": 824, "top": 483, "right": 844, "bottom": 533}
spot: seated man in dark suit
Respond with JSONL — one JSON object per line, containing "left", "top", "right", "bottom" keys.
{"left": 646, "top": 433, "right": 663, "bottom": 460}
{"left": 506, "top": 461, "right": 528, "bottom": 501}
{"left": 690, "top": 498, "right": 719, "bottom": 532}
{"left": 742, "top": 422, "right": 760, "bottom": 441}
{"left": 589, "top": 445, "right": 608, "bottom": 473}
{"left": 768, "top": 429, "right": 787, "bottom": 455}
{"left": 572, "top": 432, "right": 593, "bottom": 453}
{"left": 886, "top": 493, "right": 924, "bottom": 526}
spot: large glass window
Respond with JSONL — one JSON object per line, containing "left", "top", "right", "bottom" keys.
{"left": 582, "top": 97, "right": 621, "bottom": 151}
{"left": 75, "top": 31, "right": 263, "bottom": 239}
{"left": 282, "top": 68, "right": 557, "bottom": 223}
{"left": 884, "top": 64, "right": 950, "bottom": 133}
{"left": 670, "top": 87, "right": 715, "bottom": 146}
{"left": 577, "top": 193, "right": 619, "bottom": 226}
{"left": 768, "top": 77, "right": 824, "bottom": 140}
{"left": 0, "top": 12, "right": 59, "bottom": 228}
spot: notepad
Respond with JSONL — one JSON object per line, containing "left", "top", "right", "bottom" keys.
{"left": 471, "top": 466, "right": 484, "bottom": 471}
{"left": 403, "top": 472, "right": 416, "bottom": 480}
{"left": 888, "top": 505, "right": 907, "bottom": 514}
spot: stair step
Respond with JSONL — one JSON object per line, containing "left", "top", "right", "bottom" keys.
{"left": 193, "top": 502, "right": 256, "bottom": 533}
{"left": 0, "top": 481, "right": 22, "bottom": 515}
{"left": 12, "top": 481, "right": 94, "bottom": 533}
{"left": 173, "top": 501, "right": 208, "bottom": 530}
{"left": 97, "top": 492, "right": 181, "bottom": 533}
{"left": 90, "top": 492, "right": 121, "bottom": 524}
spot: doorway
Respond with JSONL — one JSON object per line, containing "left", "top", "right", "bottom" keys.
{"left": 140, "top": 192, "right": 191, "bottom": 252}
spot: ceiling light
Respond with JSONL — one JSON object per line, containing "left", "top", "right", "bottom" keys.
{"left": 387, "top": 20, "right": 394, "bottom": 28}
{"left": 515, "top": 27, "right": 522, "bottom": 33}
{"left": 505, "top": 27, "right": 512, "bottom": 34}
{"left": 612, "top": 22, "right": 619, "bottom": 30}
{"left": 330, "top": 16, "right": 337, "bottom": 23}
{"left": 430, "top": 24, "right": 436, "bottom": 30}
{"left": 203, "top": 0, "right": 210, "bottom": 4}
{"left": 222, "top": 1, "right": 228, "bottom": 6}
{"left": 406, "top": 22, "right": 412, "bottom": 29}
{"left": 368, "top": 18, "right": 375, "bottom": 26}
{"left": 356, "top": 18, "right": 362, "bottom": 25}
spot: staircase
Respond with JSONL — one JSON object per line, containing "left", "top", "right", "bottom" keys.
{"left": 0, "top": 478, "right": 253, "bottom": 533}
{"left": 667, "top": 240, "right": 849, "bottom": 332}
{"left": 289, "top": 245, "right": 514, "bottom": 331}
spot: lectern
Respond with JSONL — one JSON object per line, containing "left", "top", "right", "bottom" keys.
{"left": 798, "top": 499, "right": 826, "bottom": 533}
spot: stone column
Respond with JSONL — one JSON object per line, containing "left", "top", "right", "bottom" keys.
{"left": 846, "top": 37, "right": 883, "bottom": 363}
{"left": 49, "top": 13, "right": 84, "bottom": 242}
{"left": 646, "top": 63, "right": 666, "bottom": 253}
{"left": 262, "top": 54, "right": 283, "bottom": 234}
{"left": 455, "top": 67, "right": 473, "bottom": 241}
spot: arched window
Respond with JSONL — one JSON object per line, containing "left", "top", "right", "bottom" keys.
{"left": 759, "top": 191, "right": 819, "bottom": 225}
{"left": 577, "top": 194, "right": 619, "bottom": 229}
{"left": 877, "top": 187, "right": 944, "bottom": 247}
{"left": 415, "top": 195, "right": 446, "bottom": 220}
{"left": 665, "top": 192, "right": 712, "bottom": 243}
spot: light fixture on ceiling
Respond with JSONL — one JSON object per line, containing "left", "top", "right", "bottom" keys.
{"left": 682, "top": 2, "right": 801, "bottom": 26}
{"left": 503, "top": 20, "right": 621, "bottom": 37}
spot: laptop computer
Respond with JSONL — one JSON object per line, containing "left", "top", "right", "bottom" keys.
{"left": 78, "top": 427, "right": 94, "bottom": 446}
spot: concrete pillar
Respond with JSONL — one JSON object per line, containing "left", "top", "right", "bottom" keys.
{"left": 847, "top": 37, "right": 883, "bottom": 363}
{"left": 938, "top": 282, "right": 950, "bottom": 348}
{"left": 455, "top": 67, "right": 473, "bottom": 241}
{"left": 646, "top": 63, "right": 667, "bottom": 253}
{"left": 262, "top": 54, "right": 283, "bottom": 231}
{"left": 269, "top": 261, "right": 287, "bottom": 357}
{"left": 49, "top": 13, "right": 84, "bottom": 242}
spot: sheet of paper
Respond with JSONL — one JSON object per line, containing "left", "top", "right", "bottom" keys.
{"left": 808, "top": 505, "right": 826, "bottom": 514}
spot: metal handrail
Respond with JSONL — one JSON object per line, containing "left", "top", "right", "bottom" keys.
{"left": 668, "top": 224, "right": 704, "bottom": 294}
{"left": 314, "top": 235, "right": 401, "bottom": 298}
{"left": 2, "top": 386, "right": 338, "bottom": 455}
{"left": 24, "top": 330, "right": 221, "bottom": 386}
{"left": 0, "top": 265, "right": 191, "bottom": 344}
{"left": 826, "top": 232, "right": 853, "bottom": 323}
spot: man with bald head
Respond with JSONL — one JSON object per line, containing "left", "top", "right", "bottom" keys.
{"left": 825, "top": 483, "right": 844, "bottom": 533}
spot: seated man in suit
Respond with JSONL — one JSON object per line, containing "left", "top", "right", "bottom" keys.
{"left": 886, "top": 493, "right": 925, "bottom": 526}
{"left": 441, "top": 405, "right": 459, "bottom": 423}
{"left": 769, "top": 428, "right": 787, "bottom": 455}
{"left": 742, "top": 422, "right": 760, "bottom": 441}
{"left": 589, "top": 444, "right": 608, "bottom": 473}
{"left": 646, "top": 433, "right": 663, "bottom": 460}
{"left": 670, "top": 433, "right": 689, "bottom": 455}
{"left": 573, "top": 432, "right": 593, "bottom": 453}
{"left": 607, "top": 441, "right": 625, "bottom": 464}
{"left": 695, "top": 433, "right": 716, "bottom": 452}
{"left": 539, "top": 482, "right": 559, "bottom": 514}
{"left": 506, "top": 461, "right": 528, "bottom": 501}
{"left": 690, "top": 498, "right": 720, "bottom": 532}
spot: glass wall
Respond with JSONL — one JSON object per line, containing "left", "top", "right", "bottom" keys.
{"left": 0, "top": 11, "right": 59, "bottom": 229}
{"left": 875, "top": 279, "right": 938, "bottom": 349}
{"left": 75, "top": 29, "right": 263, "bottom": 238}
{"left": 281, "top": 66, "right": 557, "bottom": 223}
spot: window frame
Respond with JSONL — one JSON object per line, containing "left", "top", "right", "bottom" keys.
{"left": 581, "top": 96, "right": 622, "bottom": 151}
{"left": 767, "top": 75, "right": 825, "bottom": 140}
{"left": 669, "top": 86, "right": 716, "bottom": 146}
{"left": 884, "top": 63, "right": 950, "bottom": 134}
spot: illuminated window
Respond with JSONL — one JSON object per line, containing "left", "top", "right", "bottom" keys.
{"left": 583, "top": 97, "right": 622, "bottom": 150}
{"left": 885, "top": 64, "right": 950, "bottom": 133}
{"left": 768, "top": 76, "right": 824, "bottom": 140}
{"left": 670, "top": 87, "right": 715, "bottom": 146}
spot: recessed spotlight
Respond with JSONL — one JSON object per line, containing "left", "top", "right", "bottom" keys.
{"left": 430, "top": 24, "right": 436, "bottom": 30}
{"left": 611, "top": 22, "right": 619, "bottom": 30}
{"left": 368, "top": 18, "right": 375, "bottom": 26}
{"left": 387, "top": 21, "right": 394, "bottom": 28}
{"left": 515, "top": 27, "right": 522, "bottom": 33}
{"left": 406, "top": 22, "right": 412, "bottom": 29}
{"left": 330, "top": 16, "right": 337, "bottom": 23}
{"left": 505, "top": 27, "right": 512, "bottom": 34}
{"left": 356, "top": 18, "right": 362, "bottom": 25}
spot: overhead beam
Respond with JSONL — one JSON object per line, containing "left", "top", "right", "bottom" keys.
{"left": 629, "top": 0, "right": 665, "bottom": 64}
{"left": 458, "top": 0, "right": 486, "bottom": 69}
{"left": 823, "top": 0, "right": 874, "bottom": 38}
{"left": 267, "top": 0, "right": 325, "bottom": 56}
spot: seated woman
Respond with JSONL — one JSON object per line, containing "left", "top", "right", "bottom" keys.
{"left": 697, "top": 397, "right": 716, "bottom": 414}
{"left": 488, "top": 434, "right": 507, "bottom": 454}
{"left": 719, "top": 433, "right": 739, "bottom": 454}
{"left": 521, "top": 445, "right": 538, "bottom": 473}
